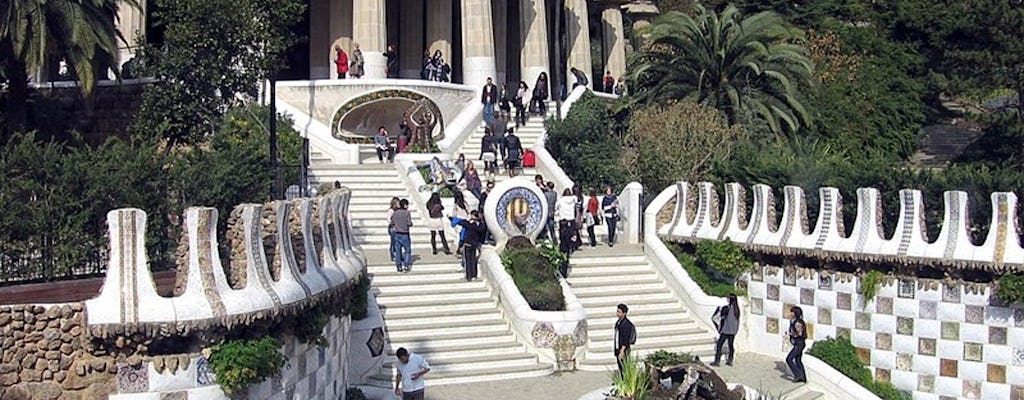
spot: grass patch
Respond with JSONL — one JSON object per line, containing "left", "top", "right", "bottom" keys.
{"left": 501, "top": 239, "right": 565, "bottom": 311}
{"left": 808, "top": 337, "right": 910, "bottom": 400}
{"left": 667, "top": 242, "right": 746, "bottom": 297}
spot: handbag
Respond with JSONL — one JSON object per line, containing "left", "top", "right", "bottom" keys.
{"left": 583, "top": 213, "right": 595, "bottom": 227}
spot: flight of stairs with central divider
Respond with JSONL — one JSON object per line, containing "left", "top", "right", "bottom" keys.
{"left": 452, "top": 107, "right": 555, "bottom": 185}
{"left": 364, "top": 250, "right": 555, "bottom": 386}
{"left": 568, "top": 245, "right": 719, "bottom": 371}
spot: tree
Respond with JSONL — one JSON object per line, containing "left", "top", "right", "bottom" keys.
{"left": 133, "top": 0, "right": 304, "bottom": 148}
{"left": 545, "top": 92, "right": 628, "bottom": 189}
{"left": 0, "top": 0, "right": 138, "bottom": 135}
{"left": 622, "top": 101, "right": 744, "bottom": 192}
{"left": 626, "top": 4, "right": 815, "bottom": 135}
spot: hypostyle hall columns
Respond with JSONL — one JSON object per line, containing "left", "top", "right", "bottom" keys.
{"left": 601, "top": 5, "right": 627, "bottom": 82}
{"left": 116, "top": 0, "right": 145, "bottom": 66}
{"left": 352, "top": 0, "right": 387, "bottom": 78}
{"left": 426, "top": 0, "right": 453, "bottom": 66}
{"left": 565, "top": 0, "right": 593, "bottom": 89}
{"left": 519, "top": 0, "right": 550, "bottom": 90}
{"left": 397, "top": 0, "right": 424, "bottom": 78}
{"left": 460, "top": 0, "right": 498, "bottom": 89}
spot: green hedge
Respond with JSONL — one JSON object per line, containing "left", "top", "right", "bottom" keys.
{"left": 808, "top": 337, "right": 910, "bottom": 400}
{"left": 668, "top": 243, "right": 745, "bottom": 297}
{"left": 501, "top": 242, "right": 565, "bottom": 311}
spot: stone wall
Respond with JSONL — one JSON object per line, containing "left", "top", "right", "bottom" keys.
{"left": 27, "top": 79, "right": 148, "bottom": 145}
{"left": 0, "top": 189, "right": 384, "bottom": 399}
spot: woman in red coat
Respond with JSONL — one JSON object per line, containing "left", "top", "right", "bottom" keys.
{"left": 334, "top": 45, "right": 349, "bottom": 79}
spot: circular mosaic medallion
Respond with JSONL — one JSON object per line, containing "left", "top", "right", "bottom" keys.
{"left": 483, "top": 177, "right": 549, "bottom": 242}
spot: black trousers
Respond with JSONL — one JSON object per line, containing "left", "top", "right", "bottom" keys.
{"left": 787, "top": 340, "right": 806, "bottom": 381}
{"left": 713, "top": 333, "right": 735, "bottom": 364}
{"left": 463, "top": 243, "right": 480, "bottom": 280}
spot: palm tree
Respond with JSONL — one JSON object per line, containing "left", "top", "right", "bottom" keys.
{"left": 626, "top": 4, "right": 815, "bottom": 135}
{"left": 1, "top": 0, "right": 138, "bottom": 133}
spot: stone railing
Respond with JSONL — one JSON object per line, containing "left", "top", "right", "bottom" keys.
{"left": 478, "top": 248, "right": 587, "bottom": 371}
{"left": 0, "top": 189, "right": 385, "bottom": 400}
{"left": 656, "top": 181, "right": 1024, "bottom": 270}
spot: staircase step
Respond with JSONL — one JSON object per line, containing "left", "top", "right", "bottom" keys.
{"left": 381, "top": 352, "right": 539, "bottom": 372}
{"left": 367, "top": 362, "right": 553, "bottom": 387}
{"left": 376, "top": 291, "right": 492, "bottom": 307}
{"left": 568, "top": 264, "right": 652, "bottom": 277}
{"left": 380, "top": 312, "right": 505, "bottom": 330}
{"left": 378, "top": 301, "right": 497, "bottom": 319}
{"left": 569, "top": 255, "right": 647, "bottom": 265}
{"left": 565, "top": 273, "right": 661, "bottom": 287}
{"left": 371, "top": 271, "right": 481, "bottom": 286}
{"left": 589, "top": 324, "right": 709, "bottom": 341}
{"left": 372, "top": 281, "right": 486, "bottom": 297}
{"left": 384, "top": 323, "right": 510, "bottom": 341}
{"left": 570, "top": 282, "right": 666, "bottom": 296}
{"left": 381, "top": 335, "right": 522, "bottom": 354}
{"left": 577, "top": 293, "right": 678, "bottom": 307}
{"left": 587, "top": 314, "right": 698, "bottom": 330}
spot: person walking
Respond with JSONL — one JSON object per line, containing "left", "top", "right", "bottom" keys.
{"left": 385, "top": 44, "right": 399, "bottom": 78}
{"left": 397, "top": 122, "right": 410, "bottom": 153}
{"left": 421, "top": 50, "right": 433, "bottom": 80}
{"left": 531, "top": 72, "right": 549, "bottom": 115}
{"left": 555, "top": 188, "right": 578, "bottom": 275}
{"left": 374, "top": 126, "right": 393, "bottom": 163}
{"left": 602, "top": 185, "right": 620, "bottom": 247}
{"left": 334, "top": 45, "right": 349, "bottom": 79}
{"left": 452, "top": 191, "right": 470, "bottom": 254}
{"left": 426, "top": 193, "right": 452, "bottom": 255}
{"left": 391, "top": 199, "right": 414, "bottom": 272}
{"left": 350, "top": 43, "right": 365, "bottom": 78}
{"left": 450, "top": 210, "right": 487, "bottom": 281}
{"left": 585, "top": 189, "right": 600, "bottom": 247}
{"left": 498, "top": 83, "right": 512, "bottom": 119}
{"left": 481, "top": 77, "right": 498, "bottom": 124}
{"left": 394, "top": 348, "right": 430, "bottom": 400}
{"left": 572, "top": 185, "right": 584, "bottom": 251}
{"left": 386, "top": 197, "right": 400, "bottom": 261}
{"left": 614, "top": 303, "right": 636, "bottom": 376}
{"left": 786, "top": 306, "right": 808, "bottom": 383}
{"left": 603, "top": 70, "right": 615, "bottom": 93}
{"left": 504, "top": 128, "right": 522, "bottom": 178}
{"left": 464, "top": 161, "right": 483, "bottom": 201}
{"left": 480, "top": 128, "right": 498, "bottom": 176}
{"left": 543, "top": 181, "right": 558, "bottom": 246}
{"left": 515, "top": 81, "right": 529, "bottom": 127}
{"left": 711, "top": 294, "right": 741, "bottom": 367}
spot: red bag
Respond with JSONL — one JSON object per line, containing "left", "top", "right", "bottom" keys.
{"left": 522, "top": 149, "right": 536, "bottom": 168}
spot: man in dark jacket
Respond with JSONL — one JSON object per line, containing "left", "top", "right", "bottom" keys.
{"left": 614, "top": 303, "right": 636, "bottom": 376}
{"left": 450, "top": 211, "right": 488, "bottom": 281}
{"left": 481, "top": 77, "right": 498, "bottom": 125}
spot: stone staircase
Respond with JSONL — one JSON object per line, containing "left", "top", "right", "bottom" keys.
{"left": 364, "top": 251, "right": 554, "bottom": 386}
{"left": 453, "top": 109, "right": 553, "bottom": 185}
{"left": 567, "top": 245, "right": 718, "bottom": 371}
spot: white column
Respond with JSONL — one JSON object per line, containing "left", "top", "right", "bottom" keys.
{"left": 352, "top": 0, "right": 388, "bottom": 79}
{"left": 426, "top": 0, "right": 453, "bottom": 64}
{"left": 602, "top": 6, "right": 627, "bottom": 82}
{"left": 327, "top": 0, "right": 354, "bottom": 79}
{"left": 565, "top": 0, "right": 592, "bottom": 89}
{"left": 460, "top": 0, "right": 497, "bottom": 88}
{"left": 398, "top": 0, "right": 423, "bottom": 78}
{"left": 115, "top": 0, "right": 145, "bottom": 66}
{"left": 519, "top": 0, "right": 549, "bottom": 89}
{"left": 621, "top": 182, "right": 644, "bottom": 244}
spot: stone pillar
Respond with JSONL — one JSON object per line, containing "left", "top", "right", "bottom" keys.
{"left": 565, "top": 0, "right": 592, "bottom": 89}
{"left": 325, "top": 0, "right": 354, "bottom": 79}
{"left": 621, "top": 182, "right": 643, "bottom": 244}
{"left": 425, "top": 0, "right": 453, "bottom": 66}
{"left": 492, "top": 0, "right": 508, "bottom": 84}
{"left": 116, "top": 0, "right": 145, "bottom": 66}
{"left": 519, "top": 0, "right": 549, "bottom": 90}
{"left": 460, "top": 0, "right": 497, "bottom": 88}
{"left": 398, "top": 0, "right": 424, "bottom": 78}
{"left": 601, "top": 6, "right": 626, "bottom": 83}
{"left": 352, "top": 0, "right": 388, "bottom": 79}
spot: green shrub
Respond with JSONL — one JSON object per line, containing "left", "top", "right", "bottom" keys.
{"left": 997, "top": 274, "right": 1024, "bottom": 303}
{"left": 207, "top": 336, "right": 287, "bottom": 395}
{"left": 808, "top": 337, "right": 910, "bottom": 400}
{"left": 501, "top": 246, "right": 565, "bottom": 311}
{"left": 347, "top": 276, "right": 371, "bottom": 320}
{"left": 643, "top": 350, "right": 693, "bottom": 368}
{"left": 545, "top": 92, "right": 628, "bottom": 189}
{"left": 668, "top": 243, "right": 744, "bottom": 297}
{"left": 294, "top": 309, "right": 330, "bottom": 349}
{"left": 859, "top": 270, "right": 884, "bottom": 309}
{"left": 694, "top": 240, "right": 754, "bottom": 278}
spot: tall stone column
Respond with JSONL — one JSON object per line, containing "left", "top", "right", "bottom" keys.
{"left": 426, "top": 0, "right": 453, "bottom": 66}
{"left": 460, "top": 0, "right": 497, "bottom": 88}
{"left": 116, "top": 0, "right": 145, "bottom": 67}
{"left": 565, "top": 0, "right": 592, "bottom": 89}
{"left": 492, "top": 0, "right": 508, "bottom": 84}
{"left": 602, "top": 6, "right": 627, "bottom": 82}
{"left": 326, "top": 0, "right": 354, "bottom": 79}
{"left": 352, "top": 0, "right": 388, "bottom": 79}
{"left": 398, "top": 0, "right": 424, "bottom": 78}
{"left": 519, "top": 0, "right": 549, "bottom": 90}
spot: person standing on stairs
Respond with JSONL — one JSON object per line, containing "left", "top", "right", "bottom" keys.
{"left": 449, "top": 210, "right": 487, "bottom": 281}
{"left": 786, "top": 306, "right": 808, "bottom": 383}
{"left": 481, "top": 77, "right": 498, "bottom": 125}
{"left": 585, "top": 189, "right": 601, "bottom": 247}
{"left": 602, "top": 185, "right": 620, "bottom": 247}
{"left": 350, "top": 43, "right": 365, "bottom": 78}
{"left": 504, "top": 128, "right": 523, "bottom": 178}
{"left": 542, "top": 181, "right": 558, "bottom": 246}
{"left": 333, "top": 45, "right": 349, "bottom": 79}
{"left": 386, "top": 197, "right": 400, "bottom": 261}
{"left": 480, "top": 128, "right": 497, "bottom": 176}
{"left": 515, "top": 81, "right": 529, "bottom": 127}
{"left": 374, "top": 126, "right": 393, "bottom": 163}
{"left": 555, "top": 188, "right": 578, "bottom": 276}
{"left": 392, "top": 199, "right": 414, "bottom": 272}
{"left": 452, "top": 191, "right": 471, "bottom": 255}
{"left": 394, "top": 347, "right": 430, "bottom": 400}
{"left": 426, "top": 193, "right": 451, "bottom": 255}
{"left": 531, "top": 72, "right": 549, "bottom": 116}
{"left": 614, "top": 303, "right": 636, "bottom": 376}
{"left": 710, "top": 294, "right": 741, "bottom": 367}
{"left": 464, "top": 161, "right": 483, "bottom": 201}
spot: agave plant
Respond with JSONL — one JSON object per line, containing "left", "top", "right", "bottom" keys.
{"left": 610, "top": 353, "right": 651, "bottom": 400}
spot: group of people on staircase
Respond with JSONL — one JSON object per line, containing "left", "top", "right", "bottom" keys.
{"left": 536, "top": 178, "right": 620, "bottom": 278}
{"left": 480, "top": 73, "right": 551, "bottom": 127}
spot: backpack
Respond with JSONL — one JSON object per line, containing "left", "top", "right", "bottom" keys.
{"left": 712, "top": 306, "right": 726, "bottom": 332}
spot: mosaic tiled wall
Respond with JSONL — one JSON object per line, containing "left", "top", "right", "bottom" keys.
{"left": 747, "top": 266, "right": 1021, "bottom": 400}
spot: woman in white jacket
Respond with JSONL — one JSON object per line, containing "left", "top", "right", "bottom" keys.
{"left": 554, "top": 189, "right": 578, "bottom": 266}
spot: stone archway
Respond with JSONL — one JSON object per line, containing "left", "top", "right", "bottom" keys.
{"left": 330, "top": 89, "right": 445, "bottom": 144}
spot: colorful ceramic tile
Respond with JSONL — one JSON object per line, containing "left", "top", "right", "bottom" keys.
{"left": 920, "top": 301, "right": 937, "bottom": 319}
{"left": 751, "top": 266, "right": 764, "bottom": 282}
{"left": 876, "top": 297, "right": 893, "bottom": 315}
{"left": 767, "top": 317, "right": 779, "bottom": 334}
{"left": 897, "top": 317, "right": 914, "bottom": 335}
{"left": 855, "top": 312, "right": 871, "bottom": 330}
{"left": 367, "top": 326, "right": 385, "bottom": 357}
{"left": 836, "top": 327, "right": 851, "bottom": 340}
{"left": 1013, "top": 385, "right": 1024, "bottom": 400}
{"left": 856, "top": 347, "right": 871, "bottom": 364}
{"left": 918, "top": 374, "right": 935, "bottom": 393}
{"left": 875, "top": 368, "right": 891, "bottom": 383}
{"left": 751, "top": 298, "right": 763, "bottom": 315}
{"left": 989, "top": 364, "right": 1007, "bottom": 384}
{"left": 898, "top": 279, "right": 915, "bottom": 299}
{"left": 1013, "top": 347, "right": 1024, "bottom": 367}
{"left": 964, "top": 343, "right": 983, "bottom": 362}
{"left": 800, "top": 288, "right": 814, "bottom": 305}
{"left": 991, "top": 326, "right": 1008, "bottom": 345}
{"left": 117, "top": 362, "right": 148, "bottom": 394}
{"left": 941, "top": 322, "right": 960, "bottom": 340}
{"left": 837, "top": 292, "right": 851, "bottom": 310}
{"left": 940, "top": 358, "right": 958, "bottom": 377}
{"left": 895, "top": 353, "right": 912, "bottom": 371}
{"left": 943, "top": 284, "right": 961, "bottom": 302}
{"left": 963, "top": 380, "right": 981, "bottom": 400}
{"left": 196, "top": 356, "right": 215, "bottom": 386}
{"left": 784, "top": 269, "right": 796, "bottom": 286}
{"left": 919, "top": 338, "right": 936, "bottom": 356}
{"left": 818, "top": 308, "right": 832, "bottom": 325}
{"left": 818, "top": 275, "right": 833, "bottom": 290}
{"left": 876, "top": 333, "right": 892, "bottom": 351}
{"left": 965, "top": 305, "right": 984, "bottom": 324}
{"left": 767, "top": 284, "right": 780, "bottom": 301}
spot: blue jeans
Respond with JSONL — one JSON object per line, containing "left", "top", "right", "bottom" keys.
{"left": 787, "top": 340, "right": 806, "bottom": 381}
{"left": 606, "top": 217, "right": 618, "bottom": 245}
{"left": 388, "top": 226, "right": 396, "bottom": 260}
{"left": 542, "top": 217, "right": 558, "bottom": 245}
{"left": 393, "top": 233, "right": 412, "bottom": 270}
{"left": 483, "top": 102, "right": 495, "bottom": 124}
